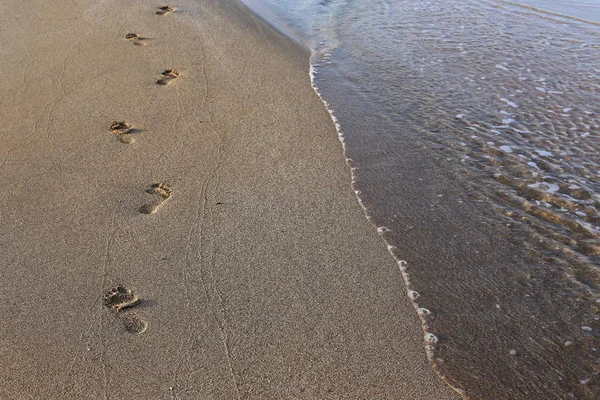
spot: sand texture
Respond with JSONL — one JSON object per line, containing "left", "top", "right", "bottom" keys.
{"left": 0, "top": 0, "right": 458, "bottom": 398}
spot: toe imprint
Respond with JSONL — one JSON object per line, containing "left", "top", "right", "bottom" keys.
{"left": 156, "top": 5, "right": 174, "bottom": 15}
{"left": 103, "top": 285, "right": 140, "bottom": 311}
{"left": 161, "top": 69, "right": 179, "bottom": 77}
{"left": 109, "top": 121, "right": 132, "bottom": 134}
{"left": 146, "top": 183, "right": 172, "bottom": 199}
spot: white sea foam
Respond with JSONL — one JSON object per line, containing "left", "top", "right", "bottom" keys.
{"left": 535, "top": 149, "right": 554, "bottom": 157}
{"left": 528, "top": 182, "right": 560, "bottom": 193}
{"left": 500, "top": 98, "right": 519, "bottom": 108}
{"left": 425, "top": 333, "right": 439, "bottom": 344}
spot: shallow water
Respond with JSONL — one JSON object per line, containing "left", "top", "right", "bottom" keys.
{"left": 241, "top": 0, "right": 600, "bottom": 398}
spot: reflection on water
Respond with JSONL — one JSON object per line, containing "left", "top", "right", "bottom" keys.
{"left": 506, "top": 0, "right": 600, "bottom": 23}
{"left": 241, "top": 0, "right": 600, "bottom": 398}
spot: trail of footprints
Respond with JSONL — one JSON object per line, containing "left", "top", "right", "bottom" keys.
{"left": 103, "top": 5, "right": 178, "bottom": 335}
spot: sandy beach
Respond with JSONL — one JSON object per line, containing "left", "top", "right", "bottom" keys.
{"left": 0, "top": 0, "right": 458, "bottom": 398}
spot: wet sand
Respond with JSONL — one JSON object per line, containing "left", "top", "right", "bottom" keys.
{"left": 0, "top": 0, "right": 458, "bottom": 398}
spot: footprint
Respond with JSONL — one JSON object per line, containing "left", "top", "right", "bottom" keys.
{"left": 103, "top": 285, "right": 140, "bottom": 311}
{"left": 156, "top": 69, "right": 179, "bottom": 86}
{"left": 156, "top": 5, "right": 174, "bottom": 15}
{"left": 122, "top": 314, "right": 148, "bottom": 334}
{"left": 125, "top": 33, "right": 147, "bottom": 46}
{"left": 103, "top": 287, "right": 148, "bottom": 334}
{"left": 109, "top": 121, "right": 138, "bottom": 144}
{"left": 139, "top": 183, "right": 172, "bottom": 214}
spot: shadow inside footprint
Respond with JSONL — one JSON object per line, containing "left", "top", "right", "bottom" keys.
{"left": 122, "top": 314, "right": 148, "bottom": 334}
{"left": 156, "top": 5, "right": 174, "bottom": 15}
{"left": 139, "top": 183, "right": 172, "bottom": 214}
{"left": 156, "top": 69, "right": 179, "bottom": 86}
{"left": 103, "top": 285, "right": 140, "bottom": 312}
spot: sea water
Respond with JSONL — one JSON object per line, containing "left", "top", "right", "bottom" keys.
{"left": 240, "top": 0, "right": 600, "bottom": 398}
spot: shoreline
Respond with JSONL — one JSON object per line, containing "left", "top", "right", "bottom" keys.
{"left": 237, "top": 1, "right": 600, "bottom": 398}
{"left": 0, "top": 0, "right": 457, "bottom": 398}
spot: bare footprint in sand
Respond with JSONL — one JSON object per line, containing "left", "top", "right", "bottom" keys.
{"left": 103, "top": 286, "right": 148, "bottom": 334}
{"left": 109, "top": 121, "right": 139, "bottom": 144}
{"left": 156, "top": 5, "right": 174, "bottom": 15}
{"left": 156, "top": 69, "right": 179, "bottom": 86}
{"left": 125, "top": 33, "right": 147, "bottom": 46}
{"left": 103, "top": 285, "right": 140, "bottom": 311}
{"left": 139, "top": 183, "right": 172, "bottom": 214}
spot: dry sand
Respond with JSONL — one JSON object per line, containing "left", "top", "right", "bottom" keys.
{"left": 0, "top": 0, "right": 458, "bottom": 398}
